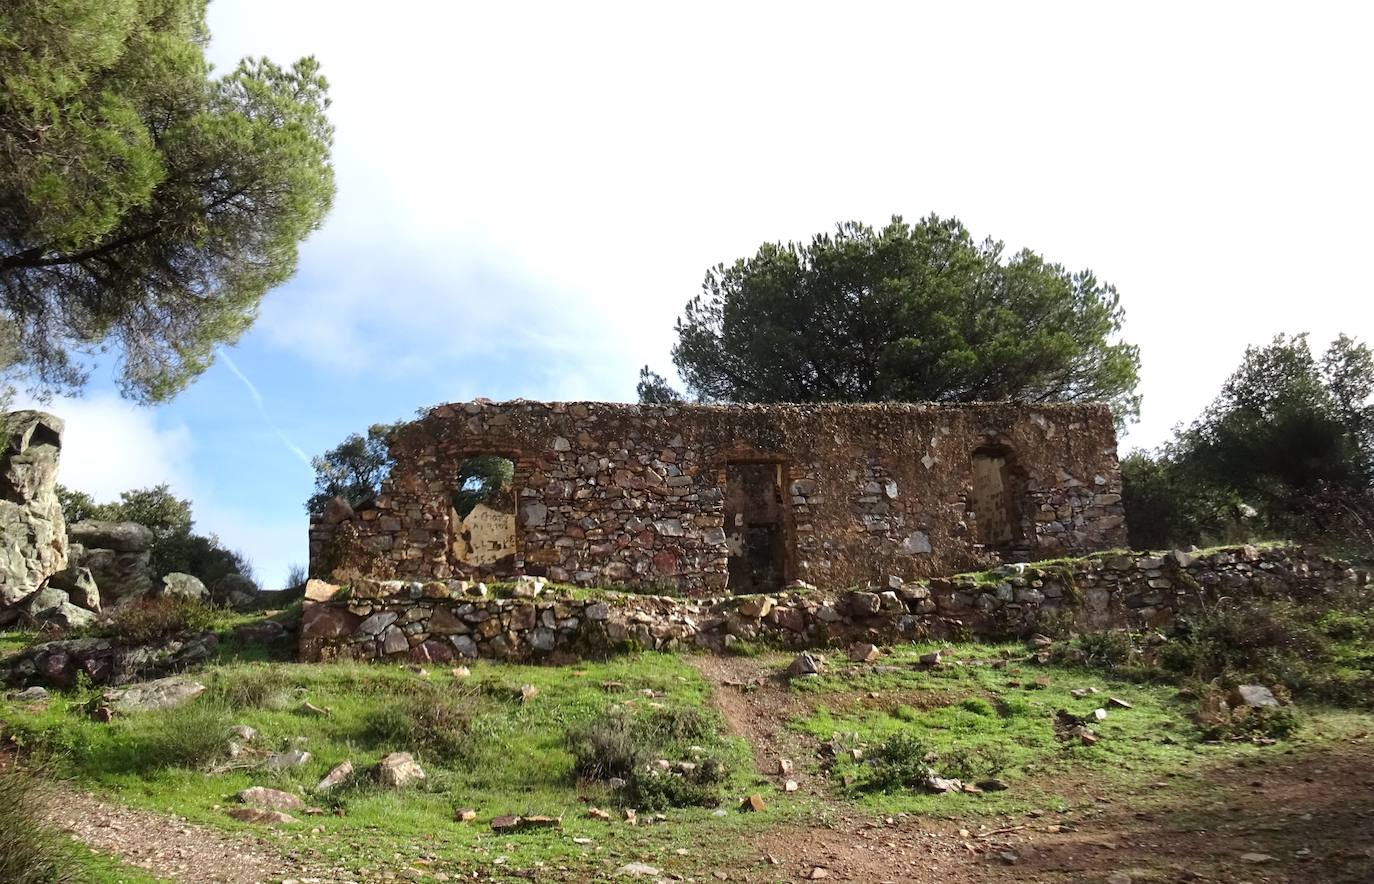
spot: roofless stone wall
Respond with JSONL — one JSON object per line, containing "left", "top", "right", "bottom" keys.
{"left": 314, "top": 400, "right": 1126, "bottom": 595}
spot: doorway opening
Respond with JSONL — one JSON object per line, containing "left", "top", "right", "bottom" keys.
{"left": 451, "top": 455, "right": 517, "bottom": 574}
{"left": 971, "top": 446, "right": 1023, "bottom": 550}
{"left": 724, "top": 461, "right": 788, "bottom": 593}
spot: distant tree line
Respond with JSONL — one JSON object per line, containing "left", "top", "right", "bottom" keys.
{"left": 1122, "top": 334, "right": 1373, "bottom": 557}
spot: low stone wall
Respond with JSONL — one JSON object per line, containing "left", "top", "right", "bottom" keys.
{"left": 300, "top": 545, "right": 1370, "bottom": 664}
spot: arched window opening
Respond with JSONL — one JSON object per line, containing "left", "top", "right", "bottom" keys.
{"left": 451, "top": 455, "right": 516, "bottom": 573}
{"left": 971, "top": 446, "right": 1023, "bottom": 550}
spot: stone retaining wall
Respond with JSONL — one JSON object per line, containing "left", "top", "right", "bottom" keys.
{"left": 313, "top": 400, "right": 1126, "bottom": 595}
{"left": 299, "top": 545, "right": 1370, "bottom": 664}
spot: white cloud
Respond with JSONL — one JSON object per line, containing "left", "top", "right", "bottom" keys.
{"left": 204, "top": 0, "right": 1374, "bottom": 445}
{"left": 17, "top": 394, "right": 195, "bottom": 503}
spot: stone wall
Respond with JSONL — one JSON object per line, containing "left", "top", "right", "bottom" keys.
{"left": 299, "top": 545, "right": 1369, "bottom": 664}
{"left": 0, "top": 411, "right": 68, "bottom": 608}
{"left": 313, "top": 400, "right": 1127, "bottom": 595}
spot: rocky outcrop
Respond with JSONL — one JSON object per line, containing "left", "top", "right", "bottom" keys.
{"left": 0, "top": 411, "right": 68, "bottom": 609}
{"left": 2, "top": 632, "right": 218, "bottom": 688}
{"left": 66, "top": 520, "right": 154, "bottom": 603}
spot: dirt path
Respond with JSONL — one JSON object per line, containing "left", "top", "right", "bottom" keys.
{"left": 688, "top": 653, "right": 822, "bottom": 788}
{"left": 39, "top": 780, "right": 344, "bottom": 883}
{"left": 746, "top": 737, "right": 1374, "bottom": 883}
{"left": 688, "top": 655, "right": 1374, "bottom": 883}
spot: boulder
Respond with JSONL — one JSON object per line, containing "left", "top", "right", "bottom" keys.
{"left": 67, "top": 521, "right": 154, "bottom": 553}
{"left": 102, "top": 675, "right": 206, "bottom": 712}
{"left": 158, "top": 572, "right": 208, "bottom": 601}
{"left": 738, "top": 595, "right": 774, "bottom": 619}
{"left": 211, "top": 573, "right": 258, "bottom": 609}
{"left": 67, "top": 522, "right": 155, "bottom": 604}
{"left": 48, "top": 566, "right": 100, "bottom": 612}
{"left": 322, "top": 495, "right": 355, "bottom": 525}
{"left": 377, "top": 751, "right": 426, "bottom": 787}
{"left": 42, "top": 601, "right": 97, "bottom": 630}
{"left": 0, "top": 411, "right": 69, "bottom": 608}
{"left": 264, "top": 750, "right": 312, "bottom": 769}
{"left": 1232, "top": 684, "right": 1280, "bottom": 707}
{"left": 847, "top": 642, "right": 880, "bottom": 663}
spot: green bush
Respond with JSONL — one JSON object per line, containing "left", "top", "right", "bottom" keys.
{"left": 860, "top": 731, "right": 934, "bottom": 792}
{"left": 0, "top": 766, "right": 76, "bottom": 883}
{"left": 205, "top": 667, "right": 298, "bottom": 711}
{"left": 943, "top": 743, "right": 1011, "bottom": 781}
{"left": 1201, "top": 702, "right": 1304, "bottom": 742}
{"left": 119, "top": 701, "right": 236, "bottom": 772}
{"left": 359, "top": 683, "right": 478, "bottom": 765}
{"left": 92, "top": 596, "right": 219, "bottom": 644}
{"left": 568, "top": 706, "right": 732, "bottom": 808}
{"left": 623, "top": 758, "right": 727, "bottom": 811}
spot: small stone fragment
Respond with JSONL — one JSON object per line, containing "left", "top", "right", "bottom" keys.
{"left": 784, "top": 780, "right": 798, "bottom": 793}
{"left": 618, "top": 863, "right": 661, "bottom": 877}
{"left": 1108, "top": 697, "right": 1133, "bottom": 709}
{"left": 520, "top": 683, "right": 539, "bottom": 703}
{"left": 377, "top": 751, "right": 426, "bottom": 787}
{"left": 315, "top": 761, "right": 354, "bottom": 793}
{"left": 237, "top": 787, "right": 305, "bottom": 811}
{"left": 786, "top": 651, "right": 823, "bottom": 678}
{"left": 226, "top": 807, "right": 298, "bottom": 826}
{"left": 848, "top": 642, "right": 880, "bottom": 663}
{"left": 919, "top": 651, "right": 942, "bottom": 666}
{"left": 741, "top": 794, "right": 766, "bottom": 812}
{"left": 587, "top": 807, "right": 611, "bottom": 821}
{"left": 264, "top": 749, "right": 311, "bottom": 770}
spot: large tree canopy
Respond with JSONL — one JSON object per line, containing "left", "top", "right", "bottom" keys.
{"left": 306, "top": 423, "right": 400, "bottom": 514}
{"left": 0, "top": 0, "right": 335, "bottom": 402}
{"left": 655, "top": 215, "right": 1141, "bottom": 421}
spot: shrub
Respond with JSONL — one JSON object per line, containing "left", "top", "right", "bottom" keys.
{"left": 861, "top": 731, "right": 934, "bottom": 792}
{"left": 120, "top": 700, "right": 236, "bottom": 772}
{"left": 206, "top": 668, "right": 298, "bottom": 711}
{"left": 568, "top": 706, "right": 732, "bottom": 808}
{"left": 1200, "top": 700, "right": 1304, "bottom": 742}
{"left": 943, "top": 743, "right": 1011, "bottom": 781}
{"left": 359, "top": 683, "right": 478, "bottom": 764}
{"left": 569, "top": 708, "right": 646, "bottom": 781}
{"left": 1160, "top": 600, "right": 1333, "bottom": 687}
{"left": 93, "top": 596, "right": 219, "bottom": 645}
{"left": 0, "top": 766, "right": 77, "bottom": 884}
{"left": 623, "top": 758, "right": 727, "bottom": 811}
{"left": 1056, "top": 630, "right": 1139, "bottom": 670}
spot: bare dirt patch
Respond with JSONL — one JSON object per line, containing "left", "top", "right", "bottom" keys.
{"left": 744, "top": 740, "right": 1374, "bottom": 883}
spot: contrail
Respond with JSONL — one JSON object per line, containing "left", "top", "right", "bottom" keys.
{"left": 219, "top": 350, "right": 312, "bottom": 467}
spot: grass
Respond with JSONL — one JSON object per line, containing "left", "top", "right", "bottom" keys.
{"left": 3, "top": 568, "right": 1371, "bottom": 879}
{"left": 780, "top": 639, "right": 1373, "bottom": 818}
{"left": 1, "top": 652, "right": 777, "bottom": 881}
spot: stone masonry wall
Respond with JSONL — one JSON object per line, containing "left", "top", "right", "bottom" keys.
{"left": 299, "top": 545, "right": 1369, "bottom": 664}
{"left": 314, "top": 400, "right": 1126, "bottom": 595}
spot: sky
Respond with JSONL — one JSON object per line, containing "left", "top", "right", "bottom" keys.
{"left": 36, "top": 1, "right": 1374, "bottom": 588}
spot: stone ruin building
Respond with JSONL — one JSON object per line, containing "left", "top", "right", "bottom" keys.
{"left": 311, "top": 400, "right": 1128, "bottom": 595}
